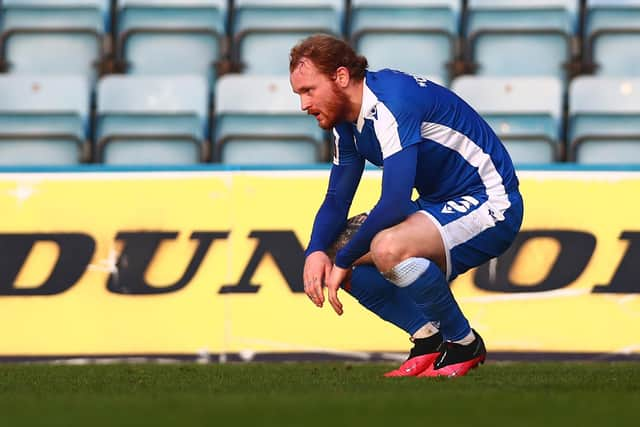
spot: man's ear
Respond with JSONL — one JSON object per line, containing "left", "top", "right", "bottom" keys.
{"left": 335, "top": 66, "right": 350, "bottom": 88}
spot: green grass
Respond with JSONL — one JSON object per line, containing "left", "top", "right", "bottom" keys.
{"left": 0, "top": 362, "right": 638, "bottom": 426}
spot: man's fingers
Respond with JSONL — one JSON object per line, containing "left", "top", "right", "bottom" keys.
{"left": 305, "top": 276, "right": 324, "bottom": 307}
{"left": 302, "top": 253, "right": 332, "bottom": 308}
{"left": 312, "top": 276, "right": 324, "bottom": 306}
{"left": 324, "top": 266, "right": 348, "bottom": 315}
{"left": 328, "top": 285, "right": 343, "bottom": 315}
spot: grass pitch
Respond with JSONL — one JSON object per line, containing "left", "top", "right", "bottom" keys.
{"left": 0, "top": 362, "right": 638, "bottom": 427}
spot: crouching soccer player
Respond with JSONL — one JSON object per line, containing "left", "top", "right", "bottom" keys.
{"left": 290, "top": 35, "right": 523, "bottom": 377}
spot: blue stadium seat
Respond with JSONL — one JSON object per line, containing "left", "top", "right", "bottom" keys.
{"left": 214, "top": 74, "right": 326, "bottom": 164}
{"left": 116, "top": 0, "right": 227, "bottom": 85}
{"left": 585, "top": 0, "right": 640, "bottom": 77}
{"left": 96, "top": 75, "right": 210, "bottom": 164}
{"left": 350, "top": 0, "right": 459, "bottom": 85}
{"left": 232, "top": 0, "right": 344, "bottom": 75}
{"left": 0, "top": 0, "right": 109, "bottom": 81}
{"left": 465, "top": 0, "right": 578, "bottom": 82}
{"left": 451, "top": 76, "right": 563, "bottom": 164}
{"left": 0, "top": 75, "right": 90, "bottom": 165}
{"left": 568, "top": 77, "right": 640, "bottom": 164}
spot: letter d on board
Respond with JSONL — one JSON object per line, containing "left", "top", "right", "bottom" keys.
{"left": 0, "top": 233, "right": 95, "bottom": 295}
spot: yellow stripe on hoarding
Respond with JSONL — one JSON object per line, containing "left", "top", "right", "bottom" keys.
{"left": 0, "top": 171, "right": 638, "bottom": 355}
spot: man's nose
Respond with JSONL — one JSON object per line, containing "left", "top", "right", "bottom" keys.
{"left": 300, "top": 96, "right": 311, "bottom": 111}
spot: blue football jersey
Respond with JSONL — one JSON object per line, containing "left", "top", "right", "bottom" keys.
{"left": 308, "top": 69, "right": 521, "bottom": 269}
{"left": 333, "top": 69, "right": 519, "bottom": 200}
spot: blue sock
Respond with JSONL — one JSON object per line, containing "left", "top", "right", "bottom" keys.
{"left": 402, "top": 260, "right": 471, "bottom": 341}
{"left": 346, "top": 265, "right": 431, "bottom": 336}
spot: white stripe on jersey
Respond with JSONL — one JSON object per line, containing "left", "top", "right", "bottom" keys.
{"left": 374, "top": 102, "right": 403, "bottom": 159}
{"left": 420, "top": 121, "right": 510, "bottom": 212}
{"left": 357, "top": 83, "right": 402, "bottom": 160}
{"left": 332, "top": 128, "right": 340, "bottom": 165}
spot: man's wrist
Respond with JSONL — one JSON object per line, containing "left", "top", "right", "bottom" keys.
{"left": 334, "top": 254, "right": 351, "bottom": 269}
{"left": 304, "top": 246, "right": 325, "bottom": 258}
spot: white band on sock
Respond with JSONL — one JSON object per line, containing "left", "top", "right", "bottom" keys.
{"left": 412, "top": 321, "right": 440, "bottom": 339}
{"left": 383, "top": 257, "right": 430, "bottom": 288}
{"left": 453, "top": 330, "right": 476, "bottom": 345}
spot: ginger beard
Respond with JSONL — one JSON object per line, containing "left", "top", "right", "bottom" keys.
{"left": 314, "top": 79, "right": 351, "bottom": 130}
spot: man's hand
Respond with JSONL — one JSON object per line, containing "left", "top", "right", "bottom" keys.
{"left": 303, "top": 251, "right": 332, "bottom": 307}
{"left": 303, "top": 212, "right": 368, "bottom": 312}
{"left": 326, "top": 265, "right": 349, "bottom": 315}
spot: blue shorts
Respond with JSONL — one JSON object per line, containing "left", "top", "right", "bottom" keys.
{"left": 410, "top": 190, "right": 524, "bottom": 281}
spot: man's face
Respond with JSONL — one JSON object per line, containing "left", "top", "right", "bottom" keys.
{"left": 290, "top": 58, "right": 350, "bottom": 130}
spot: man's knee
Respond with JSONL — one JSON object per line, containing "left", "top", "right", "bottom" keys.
{"left": 370, "top": 230, "right": 439, "bottom": 287}
{"left": 370, "top": 228, "right": 408, "bottom": 272}
{"left": 370, "top": 216, "right": 445, "bottom": 275}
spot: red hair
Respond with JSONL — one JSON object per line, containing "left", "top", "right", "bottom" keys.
{"left": 289, "top": 34, "right": 367, "bottom": 80}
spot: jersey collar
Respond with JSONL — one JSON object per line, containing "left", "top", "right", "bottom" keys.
{"left": 355, "top": 76, "right": 379, "bottom": 133}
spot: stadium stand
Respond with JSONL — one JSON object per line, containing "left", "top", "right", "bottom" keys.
{"left": 465, "top": 0, "right": 579, "bottom": 82}
{"left": 583, "top": 0, "right": 640, "bottom": 77}
{"left": 0, "top": 0, "right": 638, "bottom": 166}
{"left": 115, "top": 0, "right": 228, "bottom": 85}
{"left": 231, "top": 0, "right": 345, "bottom": 75}
{"left": 214, "top": 74, "right": 327, "bottom": 164}
{"left": 568, "top": 76, "right": 640, "bottom": 164}
{"left": 0, "top": 0, "right": 109, "bottom": 81}
{"left": 0, "top": 74, "right": 91, "bottom": 165}
{"left": 95, "top": 74, "right": 210, "bottom": 164}
{"left": 452, "top": 76, "right": 563, "bottom": 164}
{"left": 349, "top": 0, "right": 460, "bottom": 85}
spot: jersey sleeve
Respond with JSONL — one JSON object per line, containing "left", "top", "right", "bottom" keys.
{"left": 332, "top": 122, "right": 360, "bottom": 166}
{"left": 334, "top": 144, "right": 418, "bottom": 268}
{"left": 305, "top": 124, "right": 365, "bottom": 257}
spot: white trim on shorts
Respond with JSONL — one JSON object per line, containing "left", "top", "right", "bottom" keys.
{"left": 416, "top": 210, "right": 453, "bottom": 281}
{"left": 418, "top": 199, "right": 509, "bottom": 282}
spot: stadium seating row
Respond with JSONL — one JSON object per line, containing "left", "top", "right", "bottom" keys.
{"left": 1, "top": 73, "right": 638, "bottom": 166}
{"left": 0, "top": 73, "right": 324, "bottom": 165}
{"left": 1, "top": 1, "right": 639, "bottom": 86}
{"left": 0, "top": 1, "right": 639, "bottom": 166}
